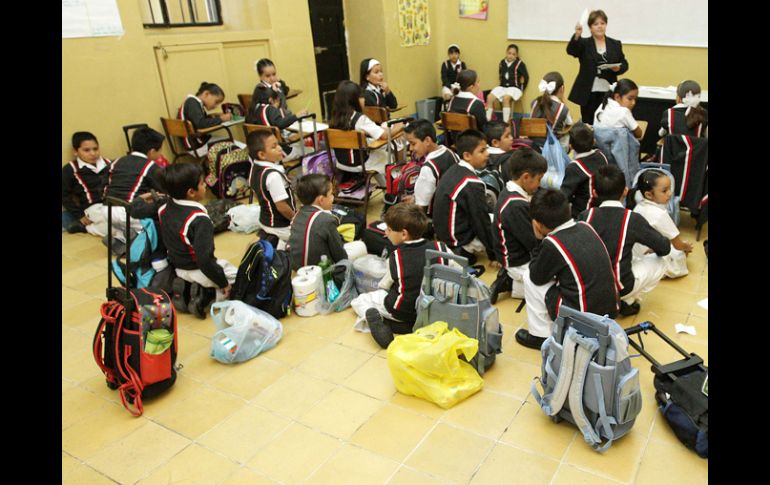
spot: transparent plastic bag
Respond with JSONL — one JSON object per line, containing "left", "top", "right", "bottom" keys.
{"left": 226, "top": 204, "right": 261, "bottom": 233}
{"left": 209, "top": 300, "right": 283, "bottom": 364}
{"left": 318, "top": 259, "right": 359, "bottom": 314}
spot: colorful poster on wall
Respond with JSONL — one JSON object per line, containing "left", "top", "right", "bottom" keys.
{"left": 459, "top": 0, "right": 489, "bottom": 20}
{"left": 398, "top": 0, "right": 431, "bottom": 47}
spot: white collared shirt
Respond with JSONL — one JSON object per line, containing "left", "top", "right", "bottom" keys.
{"left": 252, "top": 160, "right": 289, "bottom": 202}
{"left": 634, "top": 198, "right": 678, "bottom": 239}
{"left": 487, "top": 147, "right": 505, "bottom": 155}
{"left": 172, "top": 198, "right": 208, "bottom": 214}
{"left": 454, "top": 91, "right": 477, "bottom": 100}
{"left": 549, "top": 219, "right": 577, "bottom": 236}
{"left": 572, "top": 148, "right": 598, "bottom": 160}
{"left": 414, "top": 146, "right": 449, "bottom": 207}
{"left": 593, "top": 98, "right": 638, "bottom": 131}
{"left": 505, "top": 180, "right": 531, "bottom": 201}
{"left": 598, "top": 200, "right": 625, "bottom": 209}
{"left": 458, "top": 160, "right": 476, "bottom": 172}
{"left": 76, "top": 157, "right": 107, "bottom": 173}
{"left": 130, "top": 151, "right": 149, "bottom": 159}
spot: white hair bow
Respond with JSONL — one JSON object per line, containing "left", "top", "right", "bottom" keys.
{"left": 609, "top": 82, "right": 618, "bottom": 92}
{"left": 538, "top": 80, "right": 556, "bottom": 94}
{"left": 683, "top": 91, "right": 701, "bottom": 108}
{"left": 450, "top": 82, "right": 460, "bottom": 92}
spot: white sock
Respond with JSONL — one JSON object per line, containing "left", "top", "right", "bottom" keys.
{"left": 503, "top": 107, "right": 511, "bottom": 123}
{"left": 486, "top": 107, "right": 494, "bottom": 121}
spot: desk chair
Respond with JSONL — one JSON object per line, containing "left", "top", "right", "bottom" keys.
{"left": 363, "top": 106, "right": 389, "bottom": 124}
{"left": 122, "top": 123, "right": 149, "bottom": 154}
{"left": 325, "top": 129, "right": 383, "bottom": 216}
{"left": 238, "top": 94, "right": 252, "bottom": 113}
{"left": 160, "top": 118, "right": 204, "bottom": 163}
{"left": 439, "top": 112, "right": 477, "bottom": 148}
{"left": 519, "top": 118, "right": 548, "bottom": 138}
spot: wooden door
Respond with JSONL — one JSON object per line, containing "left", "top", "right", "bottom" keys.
{"left": 308, "top": 0, "right": 350, "bottom": 119}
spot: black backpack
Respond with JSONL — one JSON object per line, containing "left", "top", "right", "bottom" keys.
{"left": 205, "top": 199, "right": 238, "bottom": 233}
{"left": 230, "top": 239, "right": 293, "bottom": 319}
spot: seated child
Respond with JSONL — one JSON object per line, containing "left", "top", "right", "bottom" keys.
{"left": 405, "top": 119, "right": 459, "bottom": 215}
{"left": 530, "top": 71, "right": 573, "bottom": 151}
{"left": 628, "top": 170, "right": 692, "bottom": 278}
{"left": 353, "top": 203, "right": 454, "bottom": 348}
{"left": 490, "top": 148, "right": 546, "bottom": 301}
{"left": 433, "top": 129, "right": 496, "bottom": 265}
{"left": 248, "top": 130, "right": 297, "bottom": 250}
{"left": 158, "top": 162, "right": 236, "bottom": 318}
{"left": 289, "top": 174, "right": 347, "bottom": 271}
{"left": 180, "top": 81, "right": 244, "bottom": 157}
{"left": 255, "top": 58, "right": 292, "bottom": 114}
{"left": 578, "top": 165, "right": 671, "bottom": 316}
{"left": 360, "top": 58, "right": 398, "bottom": 109}
{"left": 560, "top": 123, "right": 609, "bottom": 219}
{"left": 441, "top": 44, "right": 466, "bottom": 101}
{"left": 62, "top": 131, "right": 111, "bottom": 236}
{"left": 483, "top": 120, "right": 514, "bottom": 175}
{"left": 246, "top": 85, "right": 307, "bottom": 160}
{"left": 518, "top": 189, "right": 618, "bottom": 349}
{"left": 447, "top": 70, "right": 487, "bottom": 133}
{"left": 486, "top": 44, "right": 529, "bottom": 123}
{"left": 593, "top": 79, "right": 643, "bottom": 139}
{"left": 658, "top": 80, "right": 708, "bottom": 138}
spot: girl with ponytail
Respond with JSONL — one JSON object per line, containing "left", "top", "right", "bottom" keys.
{"left": 530, "top": 71, "right": 573, "bottom": 150}
{"left": 593, "top": 78, "right": 643, "bottom": 139}
{"left": 447, "top": 69, "right": 487, "bottom": 132}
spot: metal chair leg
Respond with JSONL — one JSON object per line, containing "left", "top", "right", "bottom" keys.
{"left": 515, "top": 299, "right": 526, "bottom": 313}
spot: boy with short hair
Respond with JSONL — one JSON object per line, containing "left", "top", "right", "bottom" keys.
{"left": 518, "top": 188, "right": 619, "bottom": 349}
{"left": 560, "top": 123, "right": 609, "bottom": 219}
{"left": 62, "top": 131, "right": 111, "bottom": 235}
{"left": 489, "top": 148, "right": 546, "bottom": 302}
{"left": 405, "top": 119, "right": 459, "bottom": 214}
{"left": 483, "top": 120, "right": 514, "bottom": 175}
{"left": 159, "top": 162, "right": 236, "bottom": 318}
{"left": 355, "top": 203, "right": 453, "bottom": 348}
{"left": 248, "top": 130, "right": 297, "bottom": 249}
{"left": 577, "top": 165, "right": 670, "bottom": 316}
{"left": 432, "top": 129, "right": 497, "bottom": 265}
{"left": 288, "top": 174, "right": 347, "bottom": 270}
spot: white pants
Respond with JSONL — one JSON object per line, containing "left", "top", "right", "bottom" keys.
{"left": 489, "top": 86, "right": 523, "bottom": 102}
{"left": 175, "top": 259, "right": 237, "bottom": 302}
{"left": 523, "top": 277, "right": 557, "bottom": 339}
{"left": 261, "top": 225, "right": 290, "bottom": 250}
{"left": 442, "top": 86, "right": 454, "bottom": 100}
{"left": 102, "top": 205, "right": 144, "bottom": 242}
{"left": 462, "top": 237, "right": 486, "bottom": 255}
{"left": 350, "top": 289, "right": 398, "bottom": 332}
{"left": 662, "top": 247, "right": 689, "bottom": 279}
{"left": 505, "top": 263, "right": 529, "bottom": 299}
{"left": 83, "top": 203, "right": 108, "bottom": 237}
{"left": 621, "top": 254, "right": 666, "bottom": 305}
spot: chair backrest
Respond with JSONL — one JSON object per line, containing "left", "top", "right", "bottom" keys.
{"left": 363, "top": 106, "right": 389, "bottom": 124}
{"left": 519, "top": 118, "right": 547, "bottom": 138}
{"left": 441, "top": 112, "right": 477, "bottom": 132}
{"left": 325, "top": 129, "right": 368, "bottom": 150}
{"left": 243, "top": 123, "right": 282, "bottom": 143}
{"left": 322, "top": 89, "right": 337, "bottom": 122}
{"left": 238, "top": 94, "right": 252, "bottom": 113}
{"left": 160, "top": 117, "right": 197, "bottom": 159}
{"left": 636, "top": 120, "right": 648, "bottom": 139}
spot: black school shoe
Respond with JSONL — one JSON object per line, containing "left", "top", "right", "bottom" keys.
{"left": 489, "top": 267, "right": 513, "bottom": 304}
{"left": 189, "top": 284, "right": 216, "bottom": 319}
{"left": 366, "top": 308, "right": 394, "bottom": 349}
{"left": 66, "top": 222, "right": 87, "bottom": 234}
{"left": 619, "top": 300, "right": 641, "bottom": 317}
{"left": 515, "top": 329, "right": 546, "bottom": 350}
{"left": 171, "top": 277, "right": 191, "bottom": 314}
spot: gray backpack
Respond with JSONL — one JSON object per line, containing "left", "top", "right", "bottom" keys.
{"left": 531, "top": 305, "right": 642, "bottom": 452}
{"left": 413, "top": 250, "right": 503, "bottom": 375}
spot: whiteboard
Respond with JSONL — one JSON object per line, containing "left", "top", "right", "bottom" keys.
{"left": 507, "top": 0, "right": 707, "bottom": 48}
{"left": 62, "top": 0, "right": 124, "bottom": 39}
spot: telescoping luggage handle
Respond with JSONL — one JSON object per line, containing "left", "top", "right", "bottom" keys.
{"left": 295, "top": 112, "right": 318, "bottom": 158}
{"left": 105, "top": 196, "right": 134, "bottom": 304}
{"left": 385, "top": 116, "right": 414, "bottom": 165}
{"left": 422, "top": 249, "right": 471, "bottom": 304}
{"left": 554, "top": 305, "right": 612, "bottom": 366}
{"left": 624, "top": 321, "right": 705, "bottom": 379}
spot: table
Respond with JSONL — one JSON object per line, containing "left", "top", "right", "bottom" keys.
{"left": 633, "top": 86, "right": 709, "bottom": 155}
{"left": 197, "top": 118, "right": 245, "bottom": 142}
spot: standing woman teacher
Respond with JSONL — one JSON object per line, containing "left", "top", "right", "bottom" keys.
{"left": 567, "top": 10, "right": 629, "bottom": 124}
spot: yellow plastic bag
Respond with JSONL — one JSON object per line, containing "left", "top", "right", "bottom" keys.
{"left": 386, "top": 321, "right": 484, "bottom": 409}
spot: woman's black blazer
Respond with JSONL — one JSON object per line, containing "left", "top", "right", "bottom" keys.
{"left": 566, "top": 35, "right": 629, "bottom": 106}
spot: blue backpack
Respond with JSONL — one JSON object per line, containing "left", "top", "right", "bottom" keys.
{"left": 112, "top": 218, "right": 160, "bottom": 289}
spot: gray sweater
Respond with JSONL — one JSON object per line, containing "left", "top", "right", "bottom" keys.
{"left": 288, "top": 205, "right": 347, "bottom": 271}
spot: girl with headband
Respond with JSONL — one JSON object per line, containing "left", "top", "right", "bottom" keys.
{"left": 360, "top": 58, "right": 398, "bottom": 110}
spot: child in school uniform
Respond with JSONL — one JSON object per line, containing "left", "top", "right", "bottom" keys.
{"left": 433, "top": 129, "right": 497, "bottom": 266}
{"left": 483, "top": 121, "right": 514, "bottom": 175}
{"left": 441, "top": 44, "right": 466, "bottom": 101}
{"left": 247, "top": 130, "right": 297, "bottom": 250}
{"left": 628, "top": 170, "right": 692, "bottom": 278}
{"left": 288, "top": 174, "right": 347, "bottom": 271}
{"left": 578, "top": 165, "right": 670, "bottom": 316}
{"left": 360, "top": 58, "right": 398, "bottom": 110}
{"left": 179, "top": 82, "right": 242, "bottom": 158}
{"left": 530, "top": 72, "right": 573, "bottom": 151}
{"left": 447, "top": 70, "right": 487, "bottom": 133}
{"left": 404, "top": 119, "right": 459, "bottom": 215}
{"left": 352, "top": 203, "right": 454, "bottom": 348}
{"left": 560, "top": 123, "right": 609, "bottom": 219}
{"left": 486, "top": 44, "right": 529, "bottom": 123}
{"left": 593, "top": 79, "right": 643, "bottom": 139}
{"left": 159, "top": 162, "right": 236, "bottom": 319}
{"left": 62, "top": 131, "right": 111, "bottom": 236}
{"left": 246, "top": 85, "right": 307, "bottom": 160}
{"left": 658, "top": 80, "right": 708, "bottom": 138}
{"left": 518, "top": 188, "right": 618, "bottom": 349}
{"left": 255, "top": 58, "right": 292, "bottom": 114}
{"left": 490, "top": 148, "right": 546, "bottom": 302}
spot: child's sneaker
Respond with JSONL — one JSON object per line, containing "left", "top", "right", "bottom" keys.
{"left": 366, "top": 308, "right": 394, "bottom": 349}
{"left": 489, "top": 267, "right": 512, "bottom": 304}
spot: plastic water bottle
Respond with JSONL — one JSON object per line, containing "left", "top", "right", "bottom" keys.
{"left": 318, "top": 255, "right": 339, "bottom": 303}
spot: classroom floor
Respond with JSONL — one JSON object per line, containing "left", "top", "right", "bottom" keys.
{"left": 62, "top": 192, "right": 708, "bottom": 484}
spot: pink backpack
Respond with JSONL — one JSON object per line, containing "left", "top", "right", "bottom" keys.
{"left": 301, "top": 151, "right": 336, "bottom": 178}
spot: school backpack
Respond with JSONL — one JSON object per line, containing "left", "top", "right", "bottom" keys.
{"left": 383, "top": 159, "right": 423, "bottom": 212}
{"left": 302, "top": 150, "right": 336, "bottom": 178}
{"left": 476, "top": 168, "right": 504, "bottom": 213}
{"left": 205, "top": 141, "right": 252, "bottom": 198}
{"left": 361, "top": 220, "right": 396, "bottom": 257}
{"left": 230, "top": 239, "right": 293, "bottom": 319}
{"left": 413, "top": 249, "right": 503, "bottom": 375}
{"left": 330, "top": 204, "right": 365, "bottom": 241}
{"left": 531, "top": 305, "right": 642, "bottom": 452}
{"left": 111, "top": 218, "right": 161, "bottom": 290}
{"left": 205, "top": 199, "right": 239, "bottom": 233}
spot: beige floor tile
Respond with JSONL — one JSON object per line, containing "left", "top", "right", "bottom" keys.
{"left": 405, "top": 423, "right": 494, "bottom": 483}
{"left": 441, "top": 390, "right": 522, "bottom": 439}
{"left": 351, "top": 404, "right": 436, "bottom": 462}
{"left": 470, "top": 443, "right": 559, "bottom": 485}
{"left": 62, "top": 454, "right": 117, "bottom": 485}
{"left": 152, "top": 386, "right": 246, "bottom": 439}
{"left": 62, "top": 298, "right": 103, "bottom": 329}
{"left": 176, "top": 312, "right": 214, "bottom": 336}
{"left": 62, "top": 262, "right": 107, "bottom": 287}
{"left": 305, "top": 444, "right": 400, "bottom": 485}
{"left": 62, "top": 287, "right": 94, "bottom": 310}
{"left": 387, "top": 466, "right": 451, "bottom": 485}
{"left": 299, "top": 386, "right": 383, "bottom": 439}
{"left": 336, "top": 326, "right": 383, "bottom": 354}
{"left": 75, "top": 274, "right": 111, "bottom": 299}
{"left": 207, "top": 356, "right": 290, "bottom": 400}
{"left": 86, "top": 421, "right": 191, "bottom": 484}
{"left": 71, "top": 246, "right": 111, "bottom": 265}
{"left": 499, "top": 401, "right": 576, "bottom": 460}
{"left": 483, "top": 357, "right": 540, "bottom": 401}
{"left": 62, "top": 326, "right": 92, "bottom": 356}
{"left": 252, "top": 369, "right": 336, "bottom": 418}
{"left": 132, "top": 375, "right": 199, "bottom": 418}
{"left": 551, "top": 464, "right": 625, "bottom": 485}
{"left": 655, "top": 271, "right": 701, "bottom": 293}
{"left": 647, "top": 412, "right": 685, "bottom": 449}
{"left": 62, "top": 405, "right": 147, "bottom": 460}
{"left": 62, "top": 387, "right": 116, "bottom": 430}
{"left": 62, "top": 255, "right": 80, "bottom": 273}
{"left": 222, "top": 467, "right": 280, "bottom": 484}
{"left": 247, "top": 422, "right": 343, "bottom": 483}
{"left": 343, "top": 352, "right": 397, "bottom": 400}
{"left": 293, "top": 311, "right": 354, "bottom": 340}
{"left": 197, "top": 405, "right": 291, "bottom": 464}
{"left": 177, "top": 346, "right": 232, "bottom": 382}
{"left": 638, "top": 286, "right": 700, "bottom": 314}
{"left": 178, "top": 328, "right": 215, "bottom": 355}
{"left": 563, "top": 425, "right": 648, "bottom": 483}
{"left": 260, "top": 329, "right": 329, "bottom": 366}
{"left": 501, "top": 331, "right": 543, "bottom": 367}
{"left": 390, "top": 391, "right": 448, "bottom": 420}
{"left": 296, "top": 342, "right": 372, "bottom": 384}
{"left": 635, "top": 438, "right": 708, "bottom": 485}
{"left": 138, "top": 444, "right": 239, "bottom": 485}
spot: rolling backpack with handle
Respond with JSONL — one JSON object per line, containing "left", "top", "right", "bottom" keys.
{"left": 93, "top": 196, "right": 178, "bottom": 417}
{"left": 205, "top": 141, "right": 252, "bottom": 198}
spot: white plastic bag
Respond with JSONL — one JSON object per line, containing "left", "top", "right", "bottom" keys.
{"left": 209, "top": 300, "right": 282, "bottom": 364}
{"left": 227, "top": 204, "right": 261, "bottom": 233}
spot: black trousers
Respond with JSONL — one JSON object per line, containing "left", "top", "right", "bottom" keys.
{"left": 580, "top": 91, "right": 608, "bottom": 124}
